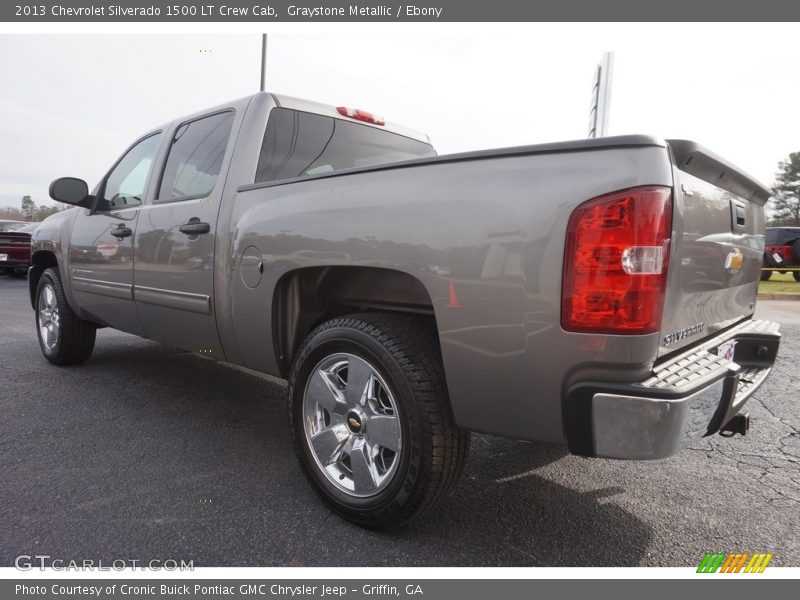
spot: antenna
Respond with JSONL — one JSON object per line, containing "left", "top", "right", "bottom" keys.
{"left": 588, "top": 52, "right": 614, "bottom": 138}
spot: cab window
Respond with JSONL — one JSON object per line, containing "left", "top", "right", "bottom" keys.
{"left": 255, "top": 108, "right": 435, "bottom": 183}
{"left": 158, "top": 111, "right": 234, "bottom": 201}
{"left": 100, "top": 133, "right": 162, "bottom": 210}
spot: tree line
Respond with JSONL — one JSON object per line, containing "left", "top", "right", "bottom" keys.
{"left": 770, "top": 152, "right": 800, "bottom": 226}
{"left": 0, "top": 196, "right": 65, "bottom": 222}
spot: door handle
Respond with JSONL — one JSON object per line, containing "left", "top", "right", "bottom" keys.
{"left": 110, "top": 225, "right": 132, "bottom": 239}
{"left": 179, "top": 219, "right": 210, "bottom": 235}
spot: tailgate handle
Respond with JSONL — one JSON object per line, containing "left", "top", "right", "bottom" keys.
{"left": 731, "top": 200, "right": 746, "bottom": 229}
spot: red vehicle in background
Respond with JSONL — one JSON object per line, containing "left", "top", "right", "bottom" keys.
{"left": 761, "top": 227, "right": 800, "bottom": 281}
{"left": 0, "top": 221, "right": 39, "bottom": 278}
{"left": 762, "top": 226, "right": 800, "bottom": 281}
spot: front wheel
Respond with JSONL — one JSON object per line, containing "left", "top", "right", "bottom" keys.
{"left": 288, "top": 313, "right": 469, "bottom": 528}
{"left": 35, "top": 267, "right": 96, "bottom": 365}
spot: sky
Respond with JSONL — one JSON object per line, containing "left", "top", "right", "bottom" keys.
{"left": 1, "top": 24, "right": 799, "bottom": 209}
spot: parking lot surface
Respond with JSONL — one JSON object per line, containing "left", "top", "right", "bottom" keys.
{"left": 1, "top": 275, "right": 798, "bottom": 566}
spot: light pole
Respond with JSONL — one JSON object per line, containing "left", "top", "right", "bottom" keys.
{"left": 260, "top": 34, "right": 268, "bottom": 91}
{"left": 588, "top": 51, "right": 614, "bottom": 138}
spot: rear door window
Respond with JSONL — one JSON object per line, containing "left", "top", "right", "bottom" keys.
{"left": 255, "top": 108, "right": 435, "bottom": 183}
{"left": 158, "top": 111, "right": 234, "bottom": 201}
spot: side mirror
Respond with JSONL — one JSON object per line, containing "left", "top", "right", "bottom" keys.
{"left": 49, "top": 177, "right": 94, "bottom": 208}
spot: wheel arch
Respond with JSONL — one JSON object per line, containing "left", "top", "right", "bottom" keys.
{"left": 271, "top": 265, "right": 440, "bottom": 378}
{"left": 28, "top": 250, "right": 59, "bottom": 309}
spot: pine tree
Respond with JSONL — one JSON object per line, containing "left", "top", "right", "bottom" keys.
{"left": 770, "top": 152, "right": 800, "bottom": 225}
{"left": 20, "top": 195, "right": 36, "bottom": 221}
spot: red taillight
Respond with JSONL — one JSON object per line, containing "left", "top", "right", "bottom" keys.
{"left": 562, "top": 186, "right": 672, "bottom": 334}
{"left": 336, "top": 106, "right": 385, "bottom": 126}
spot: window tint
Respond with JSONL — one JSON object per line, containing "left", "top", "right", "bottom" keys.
{"left": 255, "top": 108, "right": 435, "bottom": 183}
{"left": 158, "top": 111, "right": 234, "bottom": 201}
{"left": 101, "top": 133, "right": 162, "bottom": 209}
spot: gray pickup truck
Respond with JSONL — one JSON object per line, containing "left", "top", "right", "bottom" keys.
{"left": 32, "top": 92, "right": 781, "bottom": 527}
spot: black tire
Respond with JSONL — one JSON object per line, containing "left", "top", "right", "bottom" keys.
{"left": 760, "top": 270, "right": 772, "bottom": 281}
{"left": 792, "top": 240, "right": 800, "bottom": 263}
{"left": 288, "top": 313, "right": 469, "bottom": 528}
{"left": 793, "top": 271, "right": 800, "bottom": 283}
{"left": 10, "top": 268, "right": 27, "bottom": 278}
{"left": 35, "top": 267, "right": 96, "bottom": 365}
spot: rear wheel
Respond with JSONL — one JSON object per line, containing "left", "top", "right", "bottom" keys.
{"left": 793, "top": 271, "right": 800, "bottom": 283}
{"left": 760, "top": 270, "right": 772, "bottom": 281}
{"left": 35, "top": 267, "right": 96, "bottom": 365}
{"left": 288, "top": 313, "right": 469, "bottom": 528}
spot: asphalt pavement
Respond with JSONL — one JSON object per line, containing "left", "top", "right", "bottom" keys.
{"left": 1, "top": 275, "right": 798, "bottom": 567}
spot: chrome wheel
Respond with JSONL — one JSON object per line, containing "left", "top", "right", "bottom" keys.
{"left": 38, "top": 283, "right": 60, "bottom": 352}
{"left": 303, "top": 352, "right": 402, "bottom": 497}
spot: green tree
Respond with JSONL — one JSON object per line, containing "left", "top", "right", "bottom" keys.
{"left": 20, "top": 195, "right": 36, "bottom": 221}
{"left": 770, "top": 152, "right": 800, "bottom": 226}
{"left": 33, "top": 204, "right": 61, "bottom": 221}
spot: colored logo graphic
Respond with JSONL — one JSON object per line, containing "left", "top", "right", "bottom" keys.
{"left": 697, "top": 552, "right": 773, "bottom": 573}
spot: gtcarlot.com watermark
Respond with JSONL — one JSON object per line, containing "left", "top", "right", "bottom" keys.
{"left": 14, "top": 554, "right": 194, "bottom": 571}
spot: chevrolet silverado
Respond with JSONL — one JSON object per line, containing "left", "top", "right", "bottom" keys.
{"left": 31, "top": 92, "right": 781, "bottom": 527}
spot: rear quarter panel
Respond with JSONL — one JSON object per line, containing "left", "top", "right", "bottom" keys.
{"left": 223, "top": 142, "right": 674, "bottom": 444}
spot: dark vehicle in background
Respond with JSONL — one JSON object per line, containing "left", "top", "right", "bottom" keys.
{"left": 762, "top": 226, "right": 800, "bottom": 281}
{"left": 0, "top": 222, "right": 39, "bottom": 277}
{"left": 0, "top": 219, "right": 27, "bottom": 232}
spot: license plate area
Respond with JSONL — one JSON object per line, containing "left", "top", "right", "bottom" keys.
{"left": 0, "top": 253, "right": 7, "bottom": 261}
{"left": 716, "top": 339, "right": 737, "bottom": 362}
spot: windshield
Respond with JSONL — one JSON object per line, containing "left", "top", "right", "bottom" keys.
{"left": 17, "top": 222, "right": 40, "bottom": 233}
{"left": 0, "top": 221, "right": 26, "bottom": 232}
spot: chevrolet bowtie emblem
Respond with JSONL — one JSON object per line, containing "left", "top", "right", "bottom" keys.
{"left": 725, "top": 248, "right": 744, "bottom": 273}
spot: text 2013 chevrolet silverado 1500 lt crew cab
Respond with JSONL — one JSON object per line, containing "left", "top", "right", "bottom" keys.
{"left": 31, "top": 92, "right": 781, "bottom": 527}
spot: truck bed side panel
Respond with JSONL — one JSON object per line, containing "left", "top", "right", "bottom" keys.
{"left": 226, "top": 143, "right": 673, "bottom": 444}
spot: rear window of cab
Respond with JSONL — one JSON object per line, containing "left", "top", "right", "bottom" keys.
{"left": 255, "top": 108, "right": 435, "bottom": 183}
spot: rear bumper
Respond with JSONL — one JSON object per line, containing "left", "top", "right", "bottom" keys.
{"left": 564, "top": 319, "right": 781, "bottom": 459}
{"left": 0, "top": 258, "right": 29, "bottom": 270}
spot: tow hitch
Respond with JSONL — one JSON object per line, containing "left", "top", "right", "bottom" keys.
{"left": 720, "top": 413, "right": 750, "bottom": 437}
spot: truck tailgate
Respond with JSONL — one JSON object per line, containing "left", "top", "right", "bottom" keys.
{"left": 658, "top": 140, "right": 771, "bottom": 357}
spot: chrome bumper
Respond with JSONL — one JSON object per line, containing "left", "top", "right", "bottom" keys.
{"left": 566, "top": 319, "right": 781, "bottom": 460}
